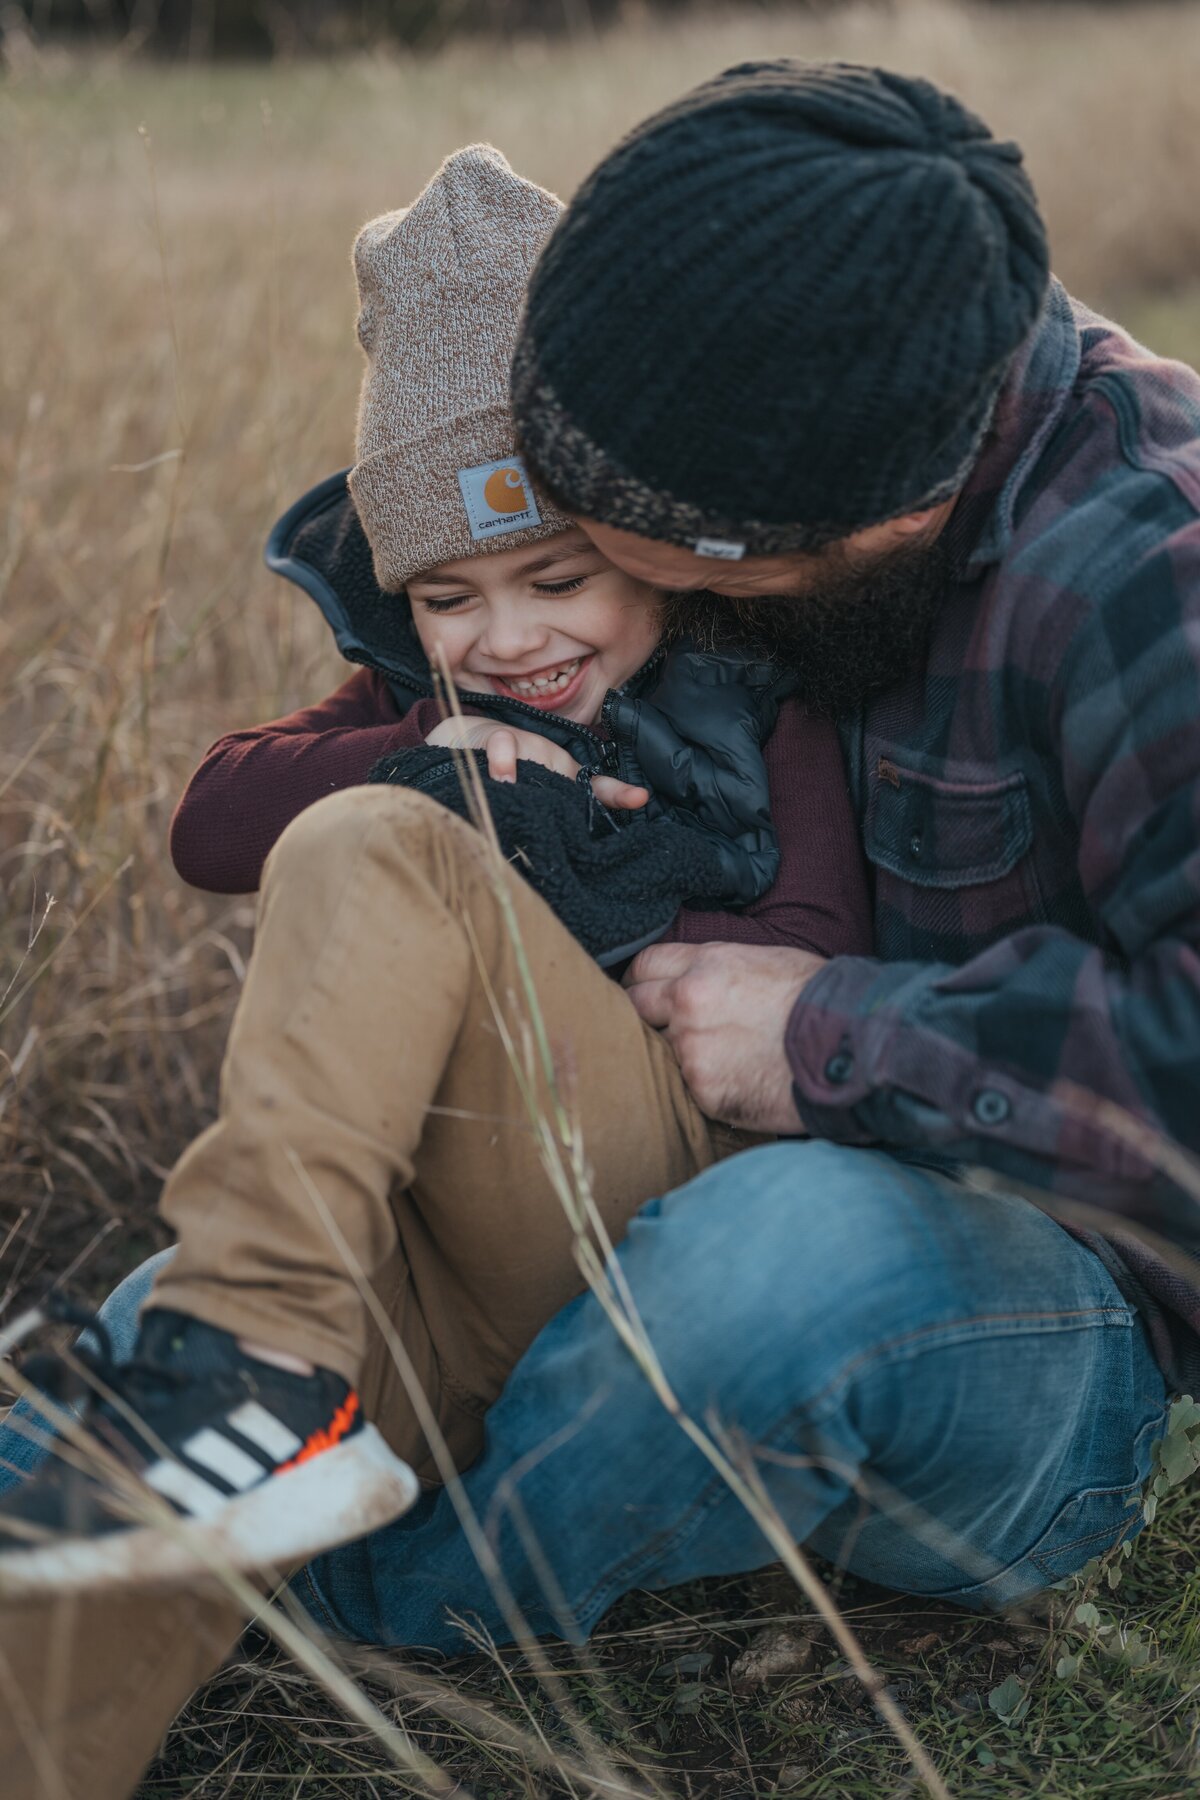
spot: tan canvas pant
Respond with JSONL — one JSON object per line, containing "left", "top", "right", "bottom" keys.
{"left": 2, "top": 784, "right": 747, "bottom": 1799}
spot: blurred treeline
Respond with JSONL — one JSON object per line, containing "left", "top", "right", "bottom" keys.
{"left": 8, "top": 0, "right": 1173, "bottom": 56}
{"left": 8, "top": 0, "right": 694, "bottom": 54}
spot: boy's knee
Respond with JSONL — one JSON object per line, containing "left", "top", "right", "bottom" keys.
{"left": 264, "top": 786, "right": 474, "bottom": 890}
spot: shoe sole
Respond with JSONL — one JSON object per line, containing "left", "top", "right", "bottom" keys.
{"left": 0, "top": 1425, "right": 420, "bottom": 1597}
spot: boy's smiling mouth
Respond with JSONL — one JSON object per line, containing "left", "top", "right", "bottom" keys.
{"left": 483, "top": 654, "right": 592, "bottom": 711}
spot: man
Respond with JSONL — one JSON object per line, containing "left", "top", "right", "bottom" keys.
{"left": 3, "top": 61, "right": 1199, "bottom": 1800}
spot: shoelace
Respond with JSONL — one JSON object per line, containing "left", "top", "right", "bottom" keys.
{"left": 20, "top": 1294, "right": 184, "bottom": 1418}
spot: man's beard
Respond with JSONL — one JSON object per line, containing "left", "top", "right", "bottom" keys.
{"left": 666, "top": 533, "right": 955, "bottom": 716}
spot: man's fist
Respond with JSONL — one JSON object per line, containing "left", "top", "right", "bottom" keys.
{"left": 623, "top": 941, "right": 826, "bottom": 1132}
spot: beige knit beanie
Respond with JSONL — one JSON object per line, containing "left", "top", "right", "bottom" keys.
{"left": 349, "top": 145, "right": 573, "bottom": 593}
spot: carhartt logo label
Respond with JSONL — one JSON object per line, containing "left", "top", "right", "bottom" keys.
{"left": 458, "top": 458, "right": 542, "bottom": 541}
{"left": 694, "top": 536, "right": 746, "bottom": 561}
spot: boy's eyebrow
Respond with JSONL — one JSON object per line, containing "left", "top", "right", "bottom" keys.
{"left": 412, "top": 541, "right": 598, "bottom": 588}
{"left": 513, "top": 544, "right": 598, "bottom": 577}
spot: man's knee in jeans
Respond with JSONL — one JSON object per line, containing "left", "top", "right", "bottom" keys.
{"left": 611, "top": 1142, "right": 958, "bottom": 1411}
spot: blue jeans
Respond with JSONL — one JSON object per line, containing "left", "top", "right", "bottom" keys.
{"left": 0, "top": 1144, "right": 1169, "bottom": 1650}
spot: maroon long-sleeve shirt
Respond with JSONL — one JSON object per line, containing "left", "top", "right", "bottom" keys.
{"left": 169, "top": 666, "right": 872, "bottom": 960}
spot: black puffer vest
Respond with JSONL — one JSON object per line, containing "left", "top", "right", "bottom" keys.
{"left": 267, "top": 473, "right": 795, "bottom": 959}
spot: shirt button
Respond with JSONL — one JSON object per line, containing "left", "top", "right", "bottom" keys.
{"left": 972, "top": 1089, "right": 1011, "bottom": 1127}
{"left": 909, "top": 831, "right": 923, "bottom": 860}
{"left": 825, "top": 1051, "right": 855, "bottom": 1085}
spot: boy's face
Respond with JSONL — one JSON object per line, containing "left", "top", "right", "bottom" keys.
{"left": 407, "top": 528, "right": 663, "bottom": 726}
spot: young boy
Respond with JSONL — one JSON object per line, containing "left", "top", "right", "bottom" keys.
{"left": 0, "top": 147, "right": 870, "bottom": 1591}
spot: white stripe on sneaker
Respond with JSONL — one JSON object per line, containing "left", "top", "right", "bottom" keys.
{"left": 182, "top": 1427, "right": 267, "bottom": 1492}
{"left": 143, "top": 1458, "right": 230, "bottom": 1519}
{"left": 225, "top": 1400, "right": 304, "bottom": 1463}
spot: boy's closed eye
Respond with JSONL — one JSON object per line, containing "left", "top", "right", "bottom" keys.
{"left": 420, "top": 575, "right": 589, "bottom": 614}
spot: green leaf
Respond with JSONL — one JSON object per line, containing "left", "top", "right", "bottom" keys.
{"left": 1169, "top": 1397, "right": 1200, "bottom": 1434}
{"left": 1159, "top": 1430, "right": 1197, "bottom": 1487}
{"left": 1122, "top": 1637, "right": 1151, "bottom": 1670}
{"left": 977, "top": 1748, "right": 996, "bottom": 1768}
{"left": 1056, "top": 1655, "right": 1081, "bottom": 1681}
{"left": 989, "top": 1674, "right": 1026, "bottom": 1721}
{"left": 1153, "top": 1472, "right": 1171, "bottom": 1498}
{"left": 1106, "top": 1560, "right": 1123, "bottom": 1591}
{"left": 1143, "top": 1494, "right": 1158, "bottom": 1526}
{"left": 1075, "top": 1602, "right": 1102, "bottom": 1629}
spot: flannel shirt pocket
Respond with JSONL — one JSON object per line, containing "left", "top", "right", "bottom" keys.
{"left": 865, "top": 752, "right": 1046, "bottom": 960}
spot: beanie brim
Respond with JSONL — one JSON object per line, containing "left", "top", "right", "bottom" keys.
{"left": 350, "top": 400, "right": 574, "bottom": 591}
{"left": 512, "top": 332, "right": 1005, "bottom": 558}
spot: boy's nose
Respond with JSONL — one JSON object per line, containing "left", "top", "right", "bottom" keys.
{"left": 479, "top": 609, "right": 550, "bottom": 667}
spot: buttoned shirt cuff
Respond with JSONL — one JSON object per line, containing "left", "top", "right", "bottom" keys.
{"left": 785, "top": 953, "right": 1048, "bottom": 1150}
{"left": 784, "top": 956, "right": 1158, "bottom": 1188}
{"left": 785, "top": 956, "right": 889, "bottom": 1143}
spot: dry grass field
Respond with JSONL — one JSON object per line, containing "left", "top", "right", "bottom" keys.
{"left": 6, "top": 5, "right": 1200, "bottom": 1794}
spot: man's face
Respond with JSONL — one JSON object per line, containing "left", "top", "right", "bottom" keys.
{"left": 578, "top": 504, "right": 957, "bottom": 715}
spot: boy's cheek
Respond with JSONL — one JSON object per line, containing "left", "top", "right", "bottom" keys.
{"left": 412, "top": 614, "right": 468, "bottom": 681}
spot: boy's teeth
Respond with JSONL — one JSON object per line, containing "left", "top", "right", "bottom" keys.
{"left": 508, "top": 657, "right": 582, "bottom": 696}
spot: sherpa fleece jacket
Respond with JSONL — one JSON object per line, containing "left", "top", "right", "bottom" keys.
{"left": 169, "top": 663, "right": 872, "bottom": 962}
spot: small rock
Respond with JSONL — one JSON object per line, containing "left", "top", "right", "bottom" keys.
{"left": 776, "top": 1763, "right": 813, "bottom": 1791}
{"left": 665, "top": 1651, "right": 713, "bottom": 1676}
{"left": 779, "top": 1691, "right": 814, "bottom": 1725}
{"left": 729, "top": 1627, "right": 817, "bottom": 1692}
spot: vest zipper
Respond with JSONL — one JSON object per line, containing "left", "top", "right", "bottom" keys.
{"left": 360, "top": 645, "right": 666, "bottom": 771}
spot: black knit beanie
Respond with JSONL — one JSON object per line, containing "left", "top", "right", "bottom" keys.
{"left": 512, "top": 61, "right": 1051, "bottom": 556}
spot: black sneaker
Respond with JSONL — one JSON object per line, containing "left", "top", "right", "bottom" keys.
{"left": 0, "top": 1307, "right": 419, "bottom": 1597}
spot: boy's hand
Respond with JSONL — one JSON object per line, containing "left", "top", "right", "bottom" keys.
{"left": 424, "top": 719, "right": 648, "bottom": 810}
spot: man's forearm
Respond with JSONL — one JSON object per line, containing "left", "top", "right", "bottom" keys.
{"left": 786, "top": 934, "right": 1200, "bottom": 1249}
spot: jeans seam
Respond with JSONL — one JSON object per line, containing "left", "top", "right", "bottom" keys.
{"left": 572, "top": 1439, "right": 778, "bottom": 1631}
{"left": 571, "top": 1306, "right": 1136, "bottom": 1628}
{"left": 1027, "top": 1505, "right": 1143, "bottom": 1579}
{"left": 292, "top": 1561, "right": 340, "bottom": 1633}
{"left": 801, "top": 1306, "right": 1132, "bottom": 1426}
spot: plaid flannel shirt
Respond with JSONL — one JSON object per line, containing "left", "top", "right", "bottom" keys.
{"left": 787, "top": 279, "right": 1200, "bottom": 1377}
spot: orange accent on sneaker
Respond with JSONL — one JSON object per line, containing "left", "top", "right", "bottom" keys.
{"left": 278, "top": 1390, "right": 361, "bottom": 1472}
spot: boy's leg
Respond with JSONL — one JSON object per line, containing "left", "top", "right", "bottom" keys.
{"left": 0, "top": 1252, "right": 248, "bottom": 1800}
{"left": 150, "top": 783, "right": 717, "bottom": 1458}
{"left": 0, "top": 1585, "right": 248, "bottom": 1800}
{"left": 0, "top": 780, "right": 716, "bottom": 1796}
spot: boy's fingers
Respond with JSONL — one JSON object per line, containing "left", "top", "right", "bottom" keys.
{"left": 486, "top": 730, "right": 519, "bottom": 782}
{"left": 591, "top": 777, "right": 649, "bottom": 810}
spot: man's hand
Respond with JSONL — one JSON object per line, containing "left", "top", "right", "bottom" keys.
{"left": 424, "top": 719, "right": 648, "bottom": 810}
{"left": 623, "top": 941, "right": 826, "bottom": 1132}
